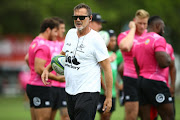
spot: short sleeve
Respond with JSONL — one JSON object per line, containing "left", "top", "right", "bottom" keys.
{"left": 93, "top": 35, "right": 109, "bottom": 62}
{"left": 154, "top": 37, "right": 166, "bottom": 52}
{"left": 35, "top": 45, "right": 50, "bottom": 60}
{"left": 117, "top": 32, "right": 127, "bottom": 46}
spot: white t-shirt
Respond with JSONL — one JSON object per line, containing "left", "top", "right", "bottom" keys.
{"left": 62, "top": 28, "right": 109, "bottom": 95}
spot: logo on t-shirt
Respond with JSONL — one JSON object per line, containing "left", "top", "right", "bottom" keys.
{"left": 145, "top": 39, "right": 150, "bottom": 45}
{"left": 65, "top": 51, "right": 81, "bottom": 70}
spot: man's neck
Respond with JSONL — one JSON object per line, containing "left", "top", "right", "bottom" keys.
{"left": 38, "top": 33, "right": 49, "bottom": 40}
{"left": 77, "top": 27, "right": 91, "bottom": 37}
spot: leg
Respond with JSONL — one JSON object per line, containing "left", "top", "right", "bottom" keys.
{"left": 75, "top": 92, "right": 99, "bottom": 120}
{"left": 124, "top": 101, "right": 139, "bottom": 120}
{"left": 34, "top": 107, "right": 52, "bottom": 120}
{"left": 60, "top": 107, "right": 70, "bottom": 120}
{"left": 139, "top": 104, "right": 151, "bottom": 120}
{"left": 30, "top": 107, "right": 36, "bottom": 120}
{"left": 100, "top": 112, "right": 112, "bottom": 120}
{"left": 50, "top": 109, "right": 57, "bottom": 120}
{"left": 157, "top": 103, "right": 174, "bottom": 120}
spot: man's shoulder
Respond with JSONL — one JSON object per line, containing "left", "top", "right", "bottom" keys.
{"left": 67, "top": 28, "right": 77, "bottom": 35}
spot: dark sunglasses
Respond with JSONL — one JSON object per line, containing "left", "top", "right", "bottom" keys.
{"left": 72, "top": 16, "right": 89, "bottom": 20}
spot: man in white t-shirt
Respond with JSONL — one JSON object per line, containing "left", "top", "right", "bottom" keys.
{"left": 41, "top": 3, "right": 113, "bottom": 120}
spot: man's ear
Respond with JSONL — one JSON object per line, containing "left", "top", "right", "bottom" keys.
{"left": 89, "top": 15, "right": 92, "bottom": 21}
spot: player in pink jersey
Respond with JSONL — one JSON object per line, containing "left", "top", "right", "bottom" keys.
{"left": 133, "top": 16, "right": 174, "bottom": 120}
{"left": 26, "top": 18, "right": 65, "bottom": 120}
{"left": 150, "top": 43, "right": 176, "bottom": 120}
{"left": 117, "top": 9, "right": 149, "bottom": 120}
{"left": 50, "top": 17, "right": 70, "bottom": 120}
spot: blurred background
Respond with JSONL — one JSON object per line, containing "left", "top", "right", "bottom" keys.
{"left": 0, "top": 0, "right": 180, "bottom": 119}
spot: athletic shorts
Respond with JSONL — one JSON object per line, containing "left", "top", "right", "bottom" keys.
{"left": 26, "top": 84, "right": 53, "bottom": 108}
{"left": 51, "top": 87, "right": 67, "bottom": 110}
{"left": 138, "top": 76, "right": 173, "bottom": 106}
{"left": 66, "top": 92, "right": 99, "bottom": 120}
{"left": 123, "top": 76, "right": 138, "bottom": 102}
{"left": 118, "top": 90, "right": 124, "bottom": 106}
{"left": 97, "top": 94, "right": 116, "bottom": 113}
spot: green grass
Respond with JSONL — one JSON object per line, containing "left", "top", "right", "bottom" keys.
{"left": 0, "top": 95, "right": 179, "bottom": 120}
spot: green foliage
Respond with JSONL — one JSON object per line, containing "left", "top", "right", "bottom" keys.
{"left": 0, "top": 0, "right": 180, "bottom": 53}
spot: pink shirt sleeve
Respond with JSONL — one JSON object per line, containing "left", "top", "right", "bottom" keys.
{"left": 35, "top": 45, "right": 50, "bottom": 60}
{"left": 117, "top": 32, "right": 127, "bottom": 45}
{"left": 154, "top": 37, "right": 166, "bottom": 52}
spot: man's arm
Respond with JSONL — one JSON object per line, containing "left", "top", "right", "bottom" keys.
{"left": 155, "top": 51, "right": 171, "bottom": 68}
{"left": 99, "top": 58, "right": 113, "bottom": 113}
{"left": 41, "top": 51, "right": 65, "bottom": 85}
{"left": 133, "top": 57, "right": 140, "bottom": 76}
{"left": 169, "top": 60, "right": 176, "bottom": 97}
{"left": 25, "top": 53, "right": 29, "bottom": 67}
{"left": 119, "top": 21, "right": 136, "bottom": 52}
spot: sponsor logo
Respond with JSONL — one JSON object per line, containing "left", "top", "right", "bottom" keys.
{"left": 145, "top": 39, "right": 150, "bottom": 45}
{"left": 168, "top": 97, "right": 172, "bottom": 102}
{"left": 62, "top": 101, "right": 67, "bottom": 106}
{"left": 156, "top": 93, "right": 165, "bottom": 103}
{"left": 125, "top": 95, "right": 130, "bottom": 100}
{"left": 45, "top": 101, "right": 50, "bottom": 106}
{"left": 66, "top": 43, "right": 71, "bottom": 46}
{"left": 33, "top": 97, "right": 41, "bottom": 106}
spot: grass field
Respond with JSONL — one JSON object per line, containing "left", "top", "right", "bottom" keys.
{"left": 0, "top": 95, "right": 180, "bottom": 120}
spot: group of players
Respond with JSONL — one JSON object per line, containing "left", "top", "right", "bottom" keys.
{"left": 23, "top": 3, "right": 176, "bottom": 120}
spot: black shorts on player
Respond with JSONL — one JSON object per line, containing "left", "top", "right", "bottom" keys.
{"left": 138, "top": 76, "right": 173, "bottom": 106}
{"left": 51, "top": 87, "right": 67, "bottom": 110}
{"left": 97, "top": 94, "right": 116, "bottom": 113}
{"left": 26, "top": 84, "right": 53, "bottom": 108}
{"left": 123, "top": 76, "right": 138, "bottom": 102}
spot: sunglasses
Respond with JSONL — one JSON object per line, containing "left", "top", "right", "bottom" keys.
{"left": 72, "top": 16, "right": 89, "bottom": 20}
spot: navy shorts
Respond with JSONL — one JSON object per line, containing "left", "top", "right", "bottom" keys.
{"left": 26, "top": 84, "right": 53, "bottom": 108}
{"left": 123, "top": 76, "right": 138, "bottom": 102}
{"left": 138, "top": 76, "right": 173, "bottom": 106}
{"left": 97, "top": 94, "right": 116, "bottom": 113}
{"left": 66, "top": 92, "right": 99, "bottom": 120}
{"left": 51, "top": 87, "right": 67, "bottom": 110}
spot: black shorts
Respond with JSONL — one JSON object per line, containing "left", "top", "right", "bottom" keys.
{"left": 51, "top": 87, "right": 67, "bottom": 110}
{"left": 66, "top": 92, "right": 99, "bottom": 120}
{"left": 138, "top": 76, "right": 173, "bottom": 106}
{"left": 97, "top": 94, "right": 116, "bottom": 113}
{"left": 118, "top": 90, "right": 125, "bottom": 106}
{"left": 123, "top": 76, "right": 138, "bottom": 102}
{"left": 26, "top": 84, "right": 53, "bottom": 108}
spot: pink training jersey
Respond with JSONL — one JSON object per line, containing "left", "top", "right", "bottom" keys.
{"left": 50, "top": 40, "right": 66, "bottom": 88}
{"left": 28, "top": 36, "right": 52, "bottom": 87}
{"left": 164, "top": 43, "right": 175, "bottom": 87}
{"left": 132, "top": 32, "right": 167, "bottom": 82}
{"left": 117, "top": 30, "right": 147, "bottom": 78}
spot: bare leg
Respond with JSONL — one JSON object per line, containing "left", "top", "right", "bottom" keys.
{"left": 124, "top": 101, "right": 139, "bottom": 120}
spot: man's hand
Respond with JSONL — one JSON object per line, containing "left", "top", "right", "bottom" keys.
{"left": 129, "top": 21, "right": 136, "bottom": 30}
{"left": 109, "top": 53, "right": 116, "bottom": 62}
{"left": 41, "top": 69, "right": 50, "bottom": 85}
{"left": 102, "top": 97, "right": 112, "bottom": 113}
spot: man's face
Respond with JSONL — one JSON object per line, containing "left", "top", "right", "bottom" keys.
{"left": 90, "top": 21, "right": 102, "bottom": 32}
{"left": 49, "top": 27, "right": 58, "bottom": 40}
{"left": 134, "top": 17, "right": 148, "bottom": 35}
{"left": 73, "top": 8, "right": 90, "bottom": 31}
{"left": 107, "top": 36, "right": 116, "bottom": 51}
{"left": 58, "top": 24, "right": 65, "bottom": 38}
